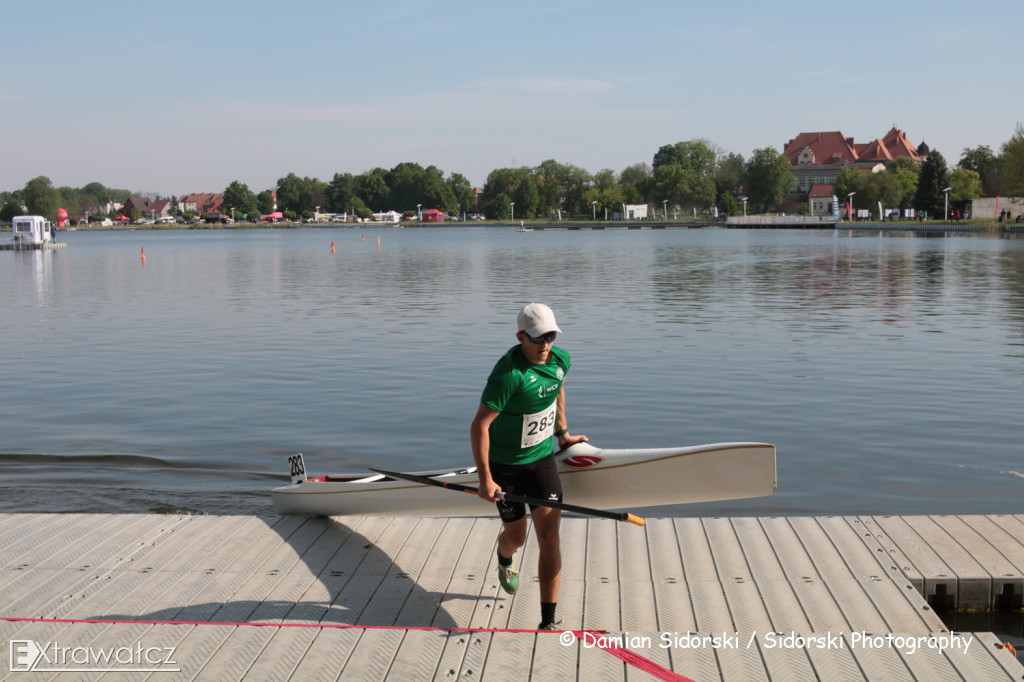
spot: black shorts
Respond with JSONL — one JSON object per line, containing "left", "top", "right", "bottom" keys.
{"left": 489, "top": 454, "right": 563, "bottom": 522}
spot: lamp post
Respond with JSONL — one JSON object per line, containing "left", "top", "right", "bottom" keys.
{"left": 592, "top": 201, "right": 597, "bottom": 221}
{"left": 662, "top": 200, "right": 668, "bottom": 220}
{"left": 739, "top": 195, "right": 748, "bottom": 217}
{"left": 943, "top": 187, "right": 952, "bottom": 221}
{"left": 847, "top": 192, "right": 856, "bottom": 221}
{"left": 417, "top": 203, "right": 422, "bottom": 221}
{"left": 510, "top": 202, "right": 515, "bottom": 221}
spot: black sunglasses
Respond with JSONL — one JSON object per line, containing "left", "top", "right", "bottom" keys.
{"left": 523, "top": 331, "right": 557, "bottom": 345}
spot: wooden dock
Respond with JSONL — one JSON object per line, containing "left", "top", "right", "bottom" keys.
{"left": 1, "top": 513, "right": 1021, "bottom": 680}
{"left": 0, "top": 241, "right": 67, "bottom": 250}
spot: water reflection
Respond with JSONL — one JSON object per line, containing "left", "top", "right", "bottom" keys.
{"left": 2, "top": 228, "right": 1022, "bottom": 516}
{"left": 12, "top": 250, "right": 56, "bottom": 308}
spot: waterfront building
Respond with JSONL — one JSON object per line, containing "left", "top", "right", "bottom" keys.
{"left": 784, "top": 127, "right": 928, "bottom": 193}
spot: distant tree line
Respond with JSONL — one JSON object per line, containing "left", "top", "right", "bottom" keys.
{"left": 1, "top": 178, "right": 133, "bottom": 223}
{"left": 219, "top": 164, "right": 480, "bottom": 222}
{"left": 5, "top": 123, "right": 1024, "bottom": 223}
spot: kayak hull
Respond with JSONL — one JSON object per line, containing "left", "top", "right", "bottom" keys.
{"left": 271, "top": 441, "right": 776, "bottom": 517}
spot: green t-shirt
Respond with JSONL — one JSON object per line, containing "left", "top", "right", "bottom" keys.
{"left": 480, "top": 345, "right": 571, "bottom": 465}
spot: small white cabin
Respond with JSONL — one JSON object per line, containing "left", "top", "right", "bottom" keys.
{"left": 622, "top": 204, "right": 648, "bottom": 220}
{"left": 12, "top": 216, "right": 53, "bottom": 245}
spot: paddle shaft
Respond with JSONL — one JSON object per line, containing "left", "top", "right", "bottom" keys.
{"left": 369, "top": 468, "right": 645, "bottom": 526}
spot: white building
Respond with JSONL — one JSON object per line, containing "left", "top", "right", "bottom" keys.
{"left": 622, "top": 204, "right": 648, "bottom": 220}
{"left": 12, "top": 216, "right": 53, "bottom": 245}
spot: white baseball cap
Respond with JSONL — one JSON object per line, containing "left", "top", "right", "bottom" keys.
{"left": 517, "top": 303, "right": 562, "bottom": 337}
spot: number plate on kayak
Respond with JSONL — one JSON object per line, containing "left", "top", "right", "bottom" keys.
{"left": 289, "top": 453, "right": 307, "bottom": 483}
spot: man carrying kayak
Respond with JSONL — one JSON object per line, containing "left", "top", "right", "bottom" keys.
{"left": 470, "top": 302, "right": 588, "bottom": 631}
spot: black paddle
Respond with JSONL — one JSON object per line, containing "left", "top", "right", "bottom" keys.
{"left": 369, "top": 467, "right": 645, "bottom": 526}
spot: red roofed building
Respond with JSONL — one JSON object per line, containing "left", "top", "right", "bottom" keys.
{"left": 180, "top": 193, "right": 224, "bottom": 216}
{"left": 784, "top": 127, "right": 927, "bottom": 193}
{"left": 808, "top": 184, "right": 837, "bottom": 216}
{"left": 147, "top": 199, "right": 172, "bottom": 218}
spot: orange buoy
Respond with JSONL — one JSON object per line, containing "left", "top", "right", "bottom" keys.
{"left": 361, "top": 233, "right": 365, "bottom": 243}
{"left": 331, "top": 240, "right": 335, "bottom": 253}
{"left": 376, "top": 235, "right": 381, "bottom": 248}
{"left": 140, "top": 246, "right": 146, "bottom": 262}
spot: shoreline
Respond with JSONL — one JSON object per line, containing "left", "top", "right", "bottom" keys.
{"left": 5, "top": 218, "right": 1024, "bottom": 233}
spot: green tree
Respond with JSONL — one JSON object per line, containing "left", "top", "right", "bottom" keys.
{"left": 512, "top": 173, "right": 540, "bottom": 219}
{"left": 948, "top": 168, "right": 983, "bottom": 202}
{"left": 958, "top": 144, "right": 1001, "bottom": 196}
{"left": 654, "top": 164, "right": 715, "bottom": 212}
{"left": 1001, "top": 122, "right": 1024, "bottom": 197}
{"left": 582, "top": 172, "right": 626, "bottom": 218}
{"left": 222, "top": 181, "right": 259, "bottom": 220}
{"left": 652, "top": 140, "right": 719, "bottom": 215}
{"left": 535, "top": 159, "right": 568, "bottom": 215}
{"left": 914, "top": 150, "right": 950, "bottom": 217}
{"left": 714, "top": 152, "right": 746, "bottom": 202}
{"left": 717, "top": 192, "right": 738, "bottom": 216}
{"left": 534, "top": 160, "right": 592, "bottom": 216}
{"left": 326, "top": 173, "right": 357, "bottom": 213}
{"left": 619, "top": 163, "right": 652, "bottom": 204}
{"left": 744, "top": 148, "right": 794, "bottom": 212}
{"left": 884, "top": 160, "right": 919, "bottom": 207}
{"left": 386, "top": 162, "right": 427, "bottom": 212}
{"left": 23, "top": 176, "right": 61, "bottom": 218}
{"left": 446, "top": 172, "right": 476, "bottom": 215}
{"left": 257, "top": 190, "right": 275, "bottom": 215}
{"left": 831, "top": 167, "right": 859, "bottom": 206}
{"left": 652, "top": 139, "right": 717, "bottom": 177}
{"left": 833, "top": 168, "right": 880, "bottom": 217}
{"left": 276, "top": 173, "right": 328, "bottom": 215}
{"left": 419, "top": 165, "right": 456, "bottom": 211}
{"left": 1, "top": 197, "right": 24, "bottom": 223}
{"left": 872, "top": 172, "right": 909, "bottom": 211}
{"left": 276, "top": 173, "right": 304, "bottom": 213}
{"left": 356, "top": 168, "right": 390, "bottom": 210}
{"left": 482, "top": 167, "right": 528, "bottom": 219}
{"left": 81, "top": 182, "right": 114, "bottom": 204}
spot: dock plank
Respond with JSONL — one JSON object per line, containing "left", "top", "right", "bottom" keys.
{"left": 932, "top": 515, "right": 1024, "bottom": 608}
{"left": 1, "top": 513, "right": 1022, "bottom": 681}
{"left": 853, "top": 515, "right": 925, "bottom": 593}
{"left": 902, "top": 516, "right": 991, "bottom": 608}
{"left": 674, "top": 518, "right": 734, "bottom": 633}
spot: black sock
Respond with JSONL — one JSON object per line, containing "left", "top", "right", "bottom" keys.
{"left": 497, "top": 549, "right": 512, "bottom": 567}
{"left": 540, "top": 602, "right": 556, "bottom": 626}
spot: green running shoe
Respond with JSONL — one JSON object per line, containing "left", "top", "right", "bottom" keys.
{"left": 497, "top": 560, "right": 519, "bottom": 594}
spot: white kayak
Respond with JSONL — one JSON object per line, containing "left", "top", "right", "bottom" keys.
{"left": 271, "top": 441, "right": 776, "bottom": 517}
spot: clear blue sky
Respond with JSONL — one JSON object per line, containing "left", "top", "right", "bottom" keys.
{"left": 4, "top": 0, "right": 1020, "bottom": 196}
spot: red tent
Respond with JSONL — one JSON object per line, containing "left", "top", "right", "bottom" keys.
{"left": 421, "top": 209, "right": 446, "bottom": 223}
{"left": 113, "top": 215, "right": 130, "bottom": 222}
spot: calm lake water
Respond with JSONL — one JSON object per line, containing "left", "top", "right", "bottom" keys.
{"left": 2, "top": 226, "right": 1023, "bottom": 517}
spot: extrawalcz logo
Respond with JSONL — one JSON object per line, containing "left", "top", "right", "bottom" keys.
{"left": 10, "top": 638, "right": 179, "bottom": 673}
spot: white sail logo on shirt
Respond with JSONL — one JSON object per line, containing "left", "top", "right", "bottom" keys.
{"left": 537, "top": 383, "right": 559, "bottom": 398}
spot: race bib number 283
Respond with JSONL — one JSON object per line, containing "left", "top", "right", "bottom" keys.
{"left": 521, "top": 403, "right": 557, "bottom": 448}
